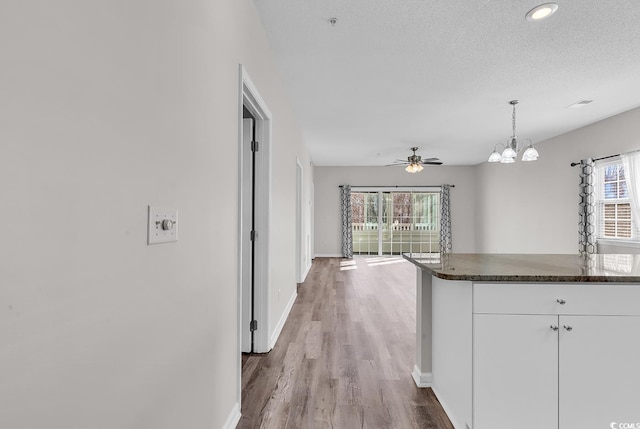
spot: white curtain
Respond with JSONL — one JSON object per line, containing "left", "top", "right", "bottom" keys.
{"left": 622, "top": 151, "right": 640, "bottom": 235}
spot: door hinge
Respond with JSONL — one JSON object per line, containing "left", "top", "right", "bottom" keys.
{"left": 250, "top": 320, "right": 258, "bottom": 331}
{"left": 250, "top": 230, "right": 257, "bottom": 241}
{"left": 251, "top": 140, "right": 259, "bottom": 152}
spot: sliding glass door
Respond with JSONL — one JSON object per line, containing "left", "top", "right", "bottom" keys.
{"left": 351, "top": 190, "right": 440, "bottom": 255}
{"left": 351, "top": 192, "right": 380, "bottom": 254}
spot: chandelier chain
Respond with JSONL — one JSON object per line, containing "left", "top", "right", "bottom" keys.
{"left": 512, "top": 103, "right": 517, "bottom": 138}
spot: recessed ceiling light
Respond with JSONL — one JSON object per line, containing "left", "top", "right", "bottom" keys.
{"left": 526, "top": 3, "right": 559, "bottom": 21}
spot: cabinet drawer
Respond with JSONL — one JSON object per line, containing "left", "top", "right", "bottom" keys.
{"left": 473, "top": 283, "right": 640, "bottom": 316}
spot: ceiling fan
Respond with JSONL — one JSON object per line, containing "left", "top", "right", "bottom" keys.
{"left": 387, "top": 147, "right": 442, "bottom": 173}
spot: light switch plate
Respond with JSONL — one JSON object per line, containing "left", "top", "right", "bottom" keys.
{"left": 148, "top": 206, "right": 178, "bottom": 245}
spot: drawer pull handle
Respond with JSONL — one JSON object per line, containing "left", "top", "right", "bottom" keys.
{"left": 556, "top": 298, "right": 566, "bottom": 305}
{"left": 563, "top": 325, "right": 573, "bottom": 331}
{"left": 550, "top": 325, "right": 559, "bottom": 331}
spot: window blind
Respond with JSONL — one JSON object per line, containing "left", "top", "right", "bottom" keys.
{"left": 595, "top": 159, "right": 638, "bottom": 240}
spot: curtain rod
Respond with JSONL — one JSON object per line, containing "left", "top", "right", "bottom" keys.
{"left": 570, "top": 149, "right": 640, "bottom": 167}
{"left": 570, "top": 154, "right": 620, "bottom": 167}
{"left": 338, "top": 185, "right": 455, "bottom": 188}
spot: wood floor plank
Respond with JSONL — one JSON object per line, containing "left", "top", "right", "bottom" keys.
{"left": 335, "top": 405, "right": 364, "bottom": 429}
{"left": 238, "top": 256, "right": 454, "bottom": 429}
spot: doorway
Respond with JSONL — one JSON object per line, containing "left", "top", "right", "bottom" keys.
{"left": 238, "top": 65, "right": 272, "bottom": 373}
{"left": 241, "top": 113, "right": 255, "bottom": 353}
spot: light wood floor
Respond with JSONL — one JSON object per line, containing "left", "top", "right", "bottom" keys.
{"left": 238, "top": 256, "right": 454, "bottom": 429}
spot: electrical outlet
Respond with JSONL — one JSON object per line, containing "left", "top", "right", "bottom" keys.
{"left": 147, "top": 206, "right": 178, "bottom": 245}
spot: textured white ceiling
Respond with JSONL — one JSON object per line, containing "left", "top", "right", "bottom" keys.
{"left": 253, "top": 0, "right": 640, "bottom": 166}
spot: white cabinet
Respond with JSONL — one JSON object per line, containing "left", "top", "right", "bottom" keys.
{"left": 560, "top": 315, "right": 640, "bottom": 429}
{"left": 473, "top": 283, "right": 640, "bottom": 429}
{"left": 473, "top": 314, "right": 558, "bottom": 429}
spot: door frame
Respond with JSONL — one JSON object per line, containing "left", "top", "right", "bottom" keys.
{"left": 237, "top": 65, "right": 272, "bottom": 402}
{"left": 240, "top": 117, "right": 253, "bottom": 353}
{"left": 295, "top": 159, "right": 304, "bottom": 283}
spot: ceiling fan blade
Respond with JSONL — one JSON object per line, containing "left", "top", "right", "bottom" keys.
{"left": 388, "top": 150, "right": 442, "bottom": 167}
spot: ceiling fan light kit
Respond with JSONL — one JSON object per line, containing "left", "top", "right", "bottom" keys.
{"left": 405, "top": 147, "right": 424, "bottom": 173}
{"left": 405, "top": 163, "right": 424, "bottom": 173}
{"left": 488, "top": 100, "right": 539, "bottom": 164}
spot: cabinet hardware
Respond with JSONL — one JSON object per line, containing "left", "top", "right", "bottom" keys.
{"left": 563, "top": 325, "right": 573, "bottom": 331}
{"left": 556, "top": 299, "right": 566, "bottom": 305}
{"left": 550, "top": 325, "right": 559, "bottom": 331}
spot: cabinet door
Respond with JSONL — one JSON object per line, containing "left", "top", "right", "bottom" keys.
{"left": 473, "top": 314, "right": 559, "bottom": 429}
{"left": 560, "top": 315, "right": 640, "bottom": 429}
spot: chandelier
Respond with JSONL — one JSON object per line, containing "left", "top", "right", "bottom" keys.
{"left": 488, "top": 100, "right": 539, "bottom": 163}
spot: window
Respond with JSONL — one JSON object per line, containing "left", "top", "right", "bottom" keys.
{"left": 351, "top": 190, "right": 440, "bottom": 255}
{"left": 596, "top": 161, "right": 633, "bottom": 240}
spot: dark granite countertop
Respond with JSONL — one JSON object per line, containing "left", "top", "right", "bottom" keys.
{"left": 403, "top": 253, "right": 640, "bottom": 282}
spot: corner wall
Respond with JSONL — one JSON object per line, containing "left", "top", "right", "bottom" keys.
{"left": 475, "top": 106, "right": 640, "bottom": 253}
{"left": 0, "top": 1, "right": 311, "bottom": 428}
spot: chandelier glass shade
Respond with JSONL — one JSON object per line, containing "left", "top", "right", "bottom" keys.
{"left": 488, "top": 100, "right": 539, "bottom": 164}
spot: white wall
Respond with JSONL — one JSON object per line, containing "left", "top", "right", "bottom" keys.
{"left": 314, "top": 166, "right": 477, "bottom": 256}
{"left": 0, "top": 1, "right": 311, "bottom": 428}
{"left": 475, "top": 106, "right": 640, "bottom": 253}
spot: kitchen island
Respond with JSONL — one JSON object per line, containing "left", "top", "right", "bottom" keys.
{"left": 404, "top": 253, "right": 640, "bottom": 429}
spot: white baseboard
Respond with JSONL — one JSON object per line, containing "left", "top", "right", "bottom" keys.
{"left": 412, "top": 365, "right": 433, "bottom": 388}
{"left": 269, "top": 289, "right": 297, "bottom": 349}
{"left": 313, "top": 253, "right": 343, "bottom": 258}
{"left": 222, "top": 402, "right": 241, "bottom": 429}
